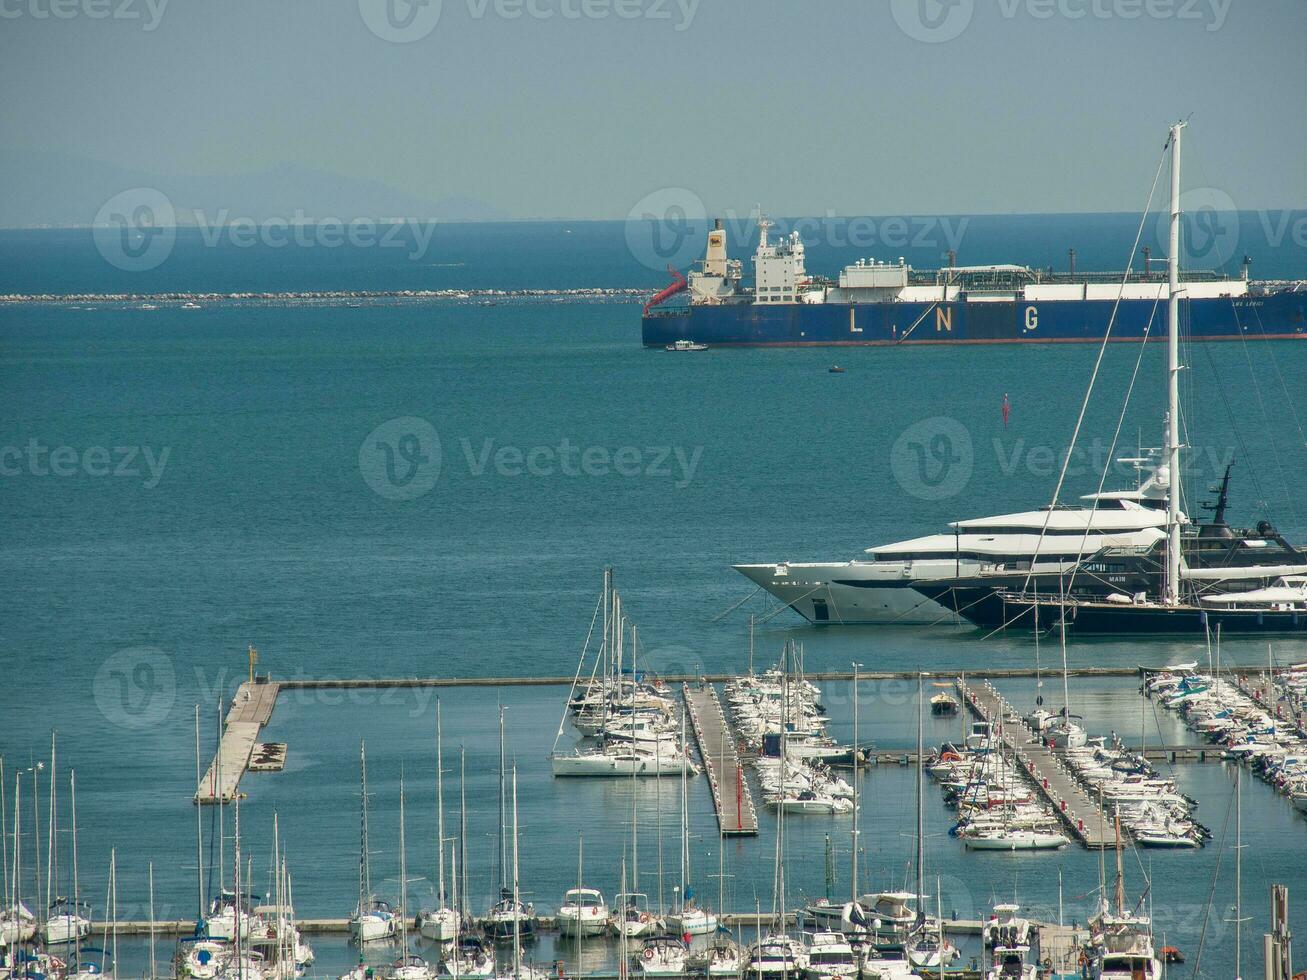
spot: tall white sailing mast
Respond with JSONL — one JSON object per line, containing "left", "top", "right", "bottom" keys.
{"left": 1164, "top": 120, "right": 1187, "bottom": 606}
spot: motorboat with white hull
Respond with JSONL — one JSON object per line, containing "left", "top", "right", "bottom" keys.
{"left": 744, "top": 935, "right": 807, "bottom": 979}
{"left": 556, "top": 889, "right": 609, "bottom": 939}
{"left": 803, "top": 931, "right": 859, "bottom": 980}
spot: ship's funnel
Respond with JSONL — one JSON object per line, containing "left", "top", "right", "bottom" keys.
{"left": 704, "top": 221, "right": 728, "bottom": 277}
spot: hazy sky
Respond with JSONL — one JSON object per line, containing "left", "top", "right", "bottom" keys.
{"left": 3, "top": 0, "right": 1305, "bottom": 219}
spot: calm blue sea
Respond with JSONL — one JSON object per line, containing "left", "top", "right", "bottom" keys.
{"left": 2, "top": 218, "right": 1305, "bottom": 979}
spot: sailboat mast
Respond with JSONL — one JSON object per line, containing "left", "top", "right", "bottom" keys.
{"left": 717, "top": 737, "right": 726, "bottom": 918}
{"left": 771, "top": 642, "right": 788, "bottom": 926}
{"left": 12, "top": 777, "right": 21, "bottom": 939}
{"left": 498, "top": 705, "right": 507, "bottom": 893}
{"left": 31, "top": 758, "right": 42, "bottom": 917}
{"left": 630, "top": 626, "right": 639, "bottom": 896}
{"left": 1, "top": 758, "right": 7, "bottom": 912}
{"left": 511, "top": 765, "right": 522, "bottom": 980}
{"left": 399, "top": 775, "right": 409, "bottom": 949}
{"left": 451, "top": 841, "right": 459, "bottom": 931}
{"left": 916, "top": 673, "right": 925, "bottom": 924}
{"left": 148, "top": 861, "right": 157, "bottom": 980}
{"left": 109, "top": 847, "right": 118, "bottom": 980}
{"left": 679, "top": 707, "right": 689, "bottom": 909}
{"left": 437, "top": 700, "right": 446, "bottom": 909}
{"left": 217, "top": 697, "right": 225, "bottom": 893}
{"left": 602, "top": 570, "right": 612, "bottom": 734}
{"left": 460, "top": 746, "right": 468, "bottom": 916}
{"left": 1234, "top": 764, "right": 1242, "bottom": 980}
{"left": 851, "top": 663, "right": 859, "bottom": 902}
{"left": 359, "top": 742, "right": 369, "bottom": 909}
{"left": 231, "top": 802, "right": 241, "bottom": 980}
{"left": 1164, "top": 120, "right": 1185, "bottom": 605}
{"left": 194, "top": 705, "right": 205, "bottom": 921}
{"left": 271, "top": 814, "right": 281, "bottom": 971}
{"left": 46, "top": 733, "right": 56, "bottom": 917}
{"left": 70, "top": 770, "right": 80, "bottom": 927}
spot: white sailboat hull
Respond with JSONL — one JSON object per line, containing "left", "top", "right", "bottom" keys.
{"left": 963, "top": 831, "right": 1068, "bottom": 851}
{"left": 44, "top": 913, "right": 93, "bottom": 945}
{"left": 349, "top": 914, "right": 396, "bottom": 944}
{"left": 418, "top": 908, "right": 460, "bottom": 942}
{"left": 665, "top": 908, "right": 718, "bottom": 936}
{"left": 551, "top": 752, "right": 693, "bottom": 777}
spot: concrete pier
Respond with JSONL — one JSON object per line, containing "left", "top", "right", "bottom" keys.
{"left": 683, "top": 682, "right": 759, "bottom": 836}
{"left": 195, "top": 680, "right": 279, "bottom": 804}
{"left": 959, "top": 678, "right": 1114, "bottom": 849}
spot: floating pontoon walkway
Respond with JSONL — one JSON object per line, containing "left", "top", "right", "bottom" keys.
{"left": 195, "top": 680, "right": 279, "bottom": 805}
{"left": 683, "top": 682, "right": 758, "bottom": 836}
{"left": 273, "top": 665, "right": 1264, "bottom": 689}
{"left": 958, "top": 678, "right": 1114, "bottom": 849}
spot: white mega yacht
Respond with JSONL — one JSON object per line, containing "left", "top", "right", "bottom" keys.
{"left": 735, "top": 454, "right": 1173, "bottom": 625}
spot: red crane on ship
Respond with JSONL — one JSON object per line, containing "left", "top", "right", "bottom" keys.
{"left": 642, "top": 266, "right": 687, "bottom": 316}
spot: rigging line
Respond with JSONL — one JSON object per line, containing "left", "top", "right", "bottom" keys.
{"left": 919, "top": 588, "right": 995, "bottom": 628}
{"left": 753, "top": 583, "right": 828, "bottom": 624}
{"left": 707, "top": 586, "right": 763, "bottom": 624}
{"left": 977, "top": 595, "right": 1044, "bottom": 641}
{"left": 1149, "top": 696, "right": 1180, "bottom": 783}
{"left": 1198, "top": 339, "right": 1269, "bottom": 512}
{"left": 1248, "top": 301, "right": 1307, "bottom": 450}
{"left": 1019, "top": 144, "right": 1170, "bottom": 599}
{"left": 1061, "top": 290, "right": 1163, "bottom": 600}
{"left": 1188, "top": 766, "right": 1238, "bottom": 980}
{"left": 550, "top": 589, "right": 603, "bottom": 756}
{"left": 1229, "top": 299, "right": 1299, "bottom": 524}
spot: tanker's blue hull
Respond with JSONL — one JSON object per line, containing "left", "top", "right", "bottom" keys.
{"left": 642, "top": 292, "right": 1307, "bottom": 346}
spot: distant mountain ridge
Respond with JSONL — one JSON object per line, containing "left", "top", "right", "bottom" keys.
{"left": 0, "top": 149, "right": 507, "bottom": 228}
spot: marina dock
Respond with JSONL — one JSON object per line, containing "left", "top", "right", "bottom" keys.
{"left": 683, "top": 682, "right": 759, "bottom": 836}
{"left": 958, "top": 678, "right": 1113, "bottom": 849}
{"left": 91, "top": 914, "right": 994, "bottom": 937}
{"left": 272, "top": 664, "right": 1263, "bottom": 689}
{"left": 195, "top": 680, "right": 280, "bottom": 804}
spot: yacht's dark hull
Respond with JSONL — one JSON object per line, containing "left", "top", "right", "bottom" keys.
{"left": 994, "top": 598, "right": 1307, "bottom": 634}
{"left": 914, "top": 529, "right": 1304, "bottom": 631}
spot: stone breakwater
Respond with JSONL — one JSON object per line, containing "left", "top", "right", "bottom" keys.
{"left": 0, "top": 287, "right": 652, "bottom": 305}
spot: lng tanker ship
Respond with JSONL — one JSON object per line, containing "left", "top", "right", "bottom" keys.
{"left": 640, "top": 216, "right": 1306, "bottom": 347}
